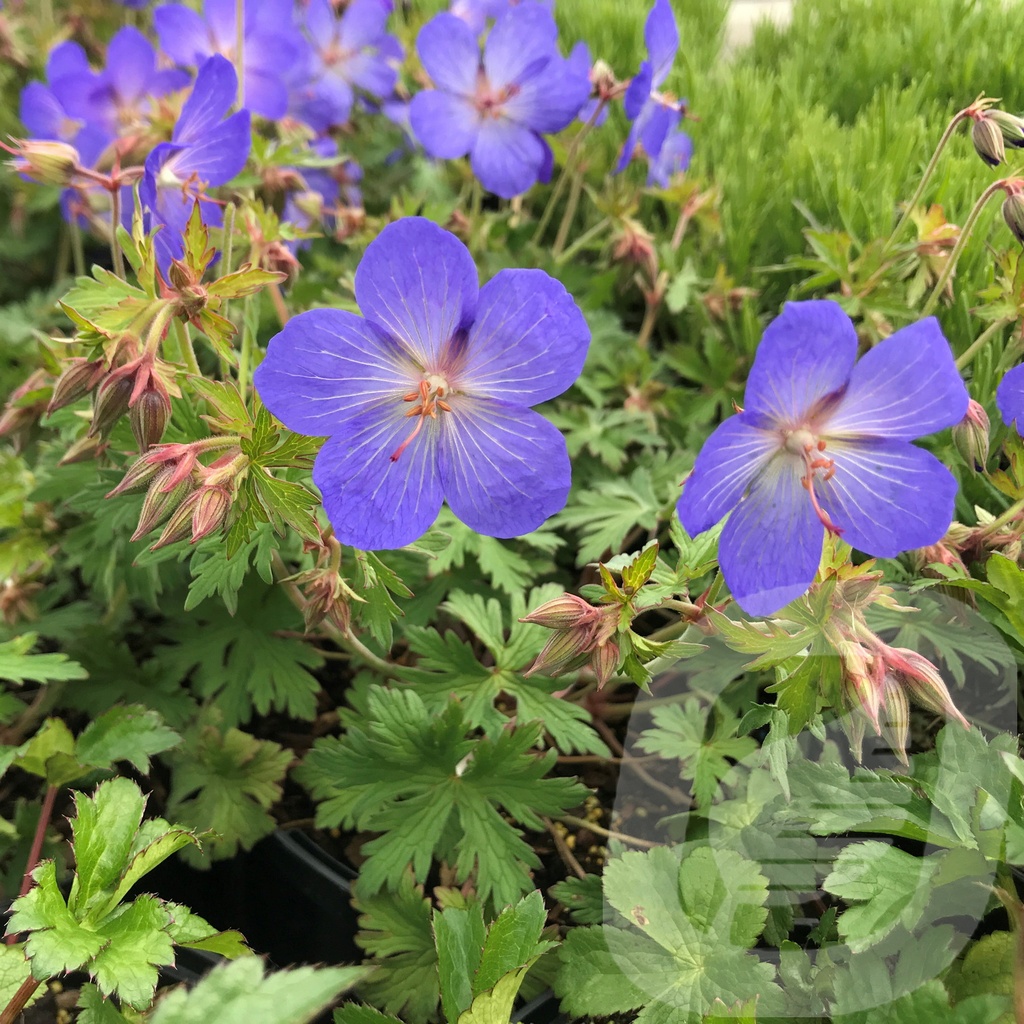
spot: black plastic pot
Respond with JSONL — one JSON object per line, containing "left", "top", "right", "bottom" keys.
{"left": 141, "top": 830, "right": 360, "bottom": 968}
{"left": 513, "top": 990, "right": 566, "bottom": 1024}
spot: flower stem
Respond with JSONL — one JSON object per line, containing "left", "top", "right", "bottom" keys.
{"left": 885, "top": 105, "right": 973, "bottom": 251}
{"left": 532, "top": 103, "right": 605, "bottom": 246}
{"left": 109, "top": 186, "right": 126, "bottom": 281}
{"left": 554, "top": 217, "right": 611, "bottom": 265}
{"left": 174, "top": 319, "right": 201, "bottom": 376}
{"left": 556, "top": 813, "right": 657, "bottom": 849}
{"left": 980, "top": 493, "right": 1024, "bottom": 537}
{"left": 235, "top": 0, "right": 245, "bottom": 110}
{"left": 70, "top": 222, "right": 85, "bottom": 278}
{"left": 921, "top": 178, "right": 1010, "bottom": 317}
{"left": 956, "top": 317, "right": 1009, "bottom": 371}
{"left": 6, "top": 783, "right": 58, "bottom": 945}
{"left": 0, "top": 977, "right": 43, "bottom": 1024}
{"left": 552, "top": 166, "right": 585, "bottom": 258}
{"left": 237, "top": 295, "right": 254, "bottom": 403}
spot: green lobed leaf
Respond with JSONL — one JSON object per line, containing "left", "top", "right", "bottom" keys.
{"left": 148, "top": 957, "right": 364, "bottom": 1024}
{"left": 433, "top": 901, "right": 486, "bottom": 1023}
{"left": 75, "top": 705, "right": 181, "bottom": 775}
{"left": 0, "top": 633, "right": 88, "bottom": 685}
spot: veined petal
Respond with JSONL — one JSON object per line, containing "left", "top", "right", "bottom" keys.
{"left": 173, "top": 55, "right": 238, "bottom": 147}
{"left": 438, "top": 397, "right": 570, "bottom": 537}
{"left": 502, "top": 51, "right": 591, "bottom": 133}
{"left": 460, "top": 269, "right": 589, "bottom": 405}
{"left": 416, "top": 12, "right": 480, "bottom": 96}
{"left": 997, "top": 364, "right": 1024, "bottom": 431}
{"left": 175, "top": 109, "right": 251, "bottom": 184}
{"left": 313, "top": 407, "right": 444, "bottom": 550}
{"left": 818, "top": 438, "right": 959, "bottom": 557}
{"left": 744, "top": 300, "right": 858, "bottom": 426}
{"left": 482, "top": 3, "right": 557, "bottom": 90}
{"left": 645, "top": 0, "right": 679, "bottom": 88}
{"left": 254, "top": 309, "right": 412, "bottom": 436}
{"left": 825, "top": 317, "right": 968, "bottom": 440}
{"left": 719, "top": 459, "right": 825, "bottom": 617}
{"left": 676, "top": 415, "right": 779, "bottom": 537}
{"left": 409, "top": 90, "right": 479, "bottom": 159}
{"left": 470, "top": 117, "right": 545, "bottom": 198}
{"left": 637, "top": 101, "right": 680, "bottom": 162}
{"left": 354, "top": 217, "right": 478, "bottom": 367}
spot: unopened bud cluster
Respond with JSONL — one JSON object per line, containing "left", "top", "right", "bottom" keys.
{"left": 107, "top": 440, "right": 245, "bottom": 550}
{"left": 520, "top": 593, "right": 621, "bottom": 688}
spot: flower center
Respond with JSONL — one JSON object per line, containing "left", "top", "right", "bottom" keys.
{"left": 473, "top": 72, "right": 519, "bottom": 118}
{"left": 389, "top": 375, "right": 452, "bottom": 462}
{"left": 782, "top": 426, "right": 842, "bottom": 535}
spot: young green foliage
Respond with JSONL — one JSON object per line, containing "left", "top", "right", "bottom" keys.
{"left": 297, "top": 686, "right": 587, "bottom": 910}
{"left": 145, "top": 957, "right": 364, "bottom": 1024}
{"left": 7, "top": 778, "right": 246, "bottom": 1009}
{"left": 0, "top": 632, "right": 88, "bottom": 685}
{"left": 555, "top": 845, "right": 780, "bottom": 1021}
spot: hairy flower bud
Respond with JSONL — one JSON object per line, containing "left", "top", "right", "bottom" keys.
{"left": 952, "top": 398, "right": 990, "bottom": 472}
{"left": 7, "top": 138, "right": 80, "bottom": 187}
{"left": 1003, "top": 192, "right": 1024, "bottom": 246}
{"left": 150, "top": 490, "right": 203, "bottom": 549}
{"left": 883, "top": 646, "right": 970, "bottom": 729}
{"left": 58, "top": 433, "right": 106, "bottom": 465}
{"left": 89, "top": 373, "right": 134, "bottom": 437}
{"left": 525, "top": 626, "right": 596, "bottom": 679}
{"left": 838, "top": 640, "right": 881, "bottom": 731}
{"left": 520, "top": 593, "right": 596, "bottom": 630}
{"left": 106, "top": 456, "right": 164, "bottom": 498}
{"left": 972, "top": 116, "right": 1006, "bottom": 167}
{"left": 131, "top": 466, "right": 195, "bottom": 542}
{"left": 47, "top": 358, "right": 105, "bottom": 415}
{"left": 989, "top": 109, "right": 1024, "bottom": 149}
{"left": 591, "top": 640, "right": 620, "bottom": 689}
{"left": 129, "top": 385, "right": 171, "bottom": 451}
{"left": 879, "top": 674, "right": 910, "bottom": 765}
{"left": 189, "top": 485, "right": 231, "bottom": 543}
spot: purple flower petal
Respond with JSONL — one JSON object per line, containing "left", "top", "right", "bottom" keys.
{"left": 154, "top": 4, "right": 212, "bottom": 65}
{"left": 825, "top": 317, "right": 968, "bottom": 440}
{"left": 410, "top": 90, "right": 479, "bottom": 158}
{"left": 677, "top": 415, "right": 779, "bottom": 537}
{"left": 173, "top": 55, "right": 238, "bottom": 147}
{"left": 460, "top": 268, "right": 589, "bottom": 404}
{"left": 819, "top": 439, "right": 959, "bottom": 557}
{"left": 638, "top": 101, "right": 680, "bottom": 162}
{"left": 647, "top": 127, "right": 692, "bottom": 186}
{"left": 997, "top": 364, "right": 1024, "bottom": 431}
{"left": 172, "top": 108, "right": 250, "bottom": 184}
{"left": 417, "top": 12, "right": 480, "bottom": 96}
{"left": 645, "top": 0, "right": 679, "bottom": 89}
{"left": 242, "top": 68, "right": 289, "bottom": 120}
{"left": 47, "top": 41, "right": 90, "bottom": 82}
{"left": 719, "top": 458, "right": 825, "bottom": 616}
{"left": 313, "top": 409, "right": 445, "bottom": 550}
{"left": 470, "top": 117, "right": 545, "bottom": 197}
{"left": 623, "top": 61, "right": 653, "bottom": 121}
{"left": 340, "top": 0, "right": 393, "bottom": 50}
{"left": 503, "top": 51, "right": 591, "bottom": 133}
{"left": 255, "top": 309, "right": 412, "bottom": 436}
{"left": 614, "top": 119, "right": 642, "bottom": 174}
{"left": 439, "top": 397, "right": 571, "bottom": 537}
{"left": 482, "top": 3, "right": 557, "bottom": 90}
{"left": 354, "top": 218, "right": 479, "bottom": 366}
{"left": 106, "top": 27, "right": 156, "bottom": 104}
{"left": 744, "top": 300, "right": 858, "bottom": 426}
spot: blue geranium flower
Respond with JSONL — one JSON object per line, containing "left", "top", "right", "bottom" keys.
{"left": 616, "top": 0, "right": 689, "bottom": 178}
{"left": 449, "top": 0, "right": 553, "bottom": 35}
{"left": 291, "top": 0, "right": 402, "bottom": 133}
{"left": 139, "top": 55, "right": 250, "bottom": 275}
{"left": 677, "top": 300, "right": 969, "bottom": 616}
{"left": 997, "top": 365, "right": 1024, "bottom": 432}
{"left": 254, "top": 217, "right": 590, "bottom": 550}
{"left": 409, "top": 3, "right": 591, "bottom": 198}
{"left": 154, "top": 0, "right": 307, "bottom": 119}
{"left": 19, "top": 42, "right": 111, "bottom": 168}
